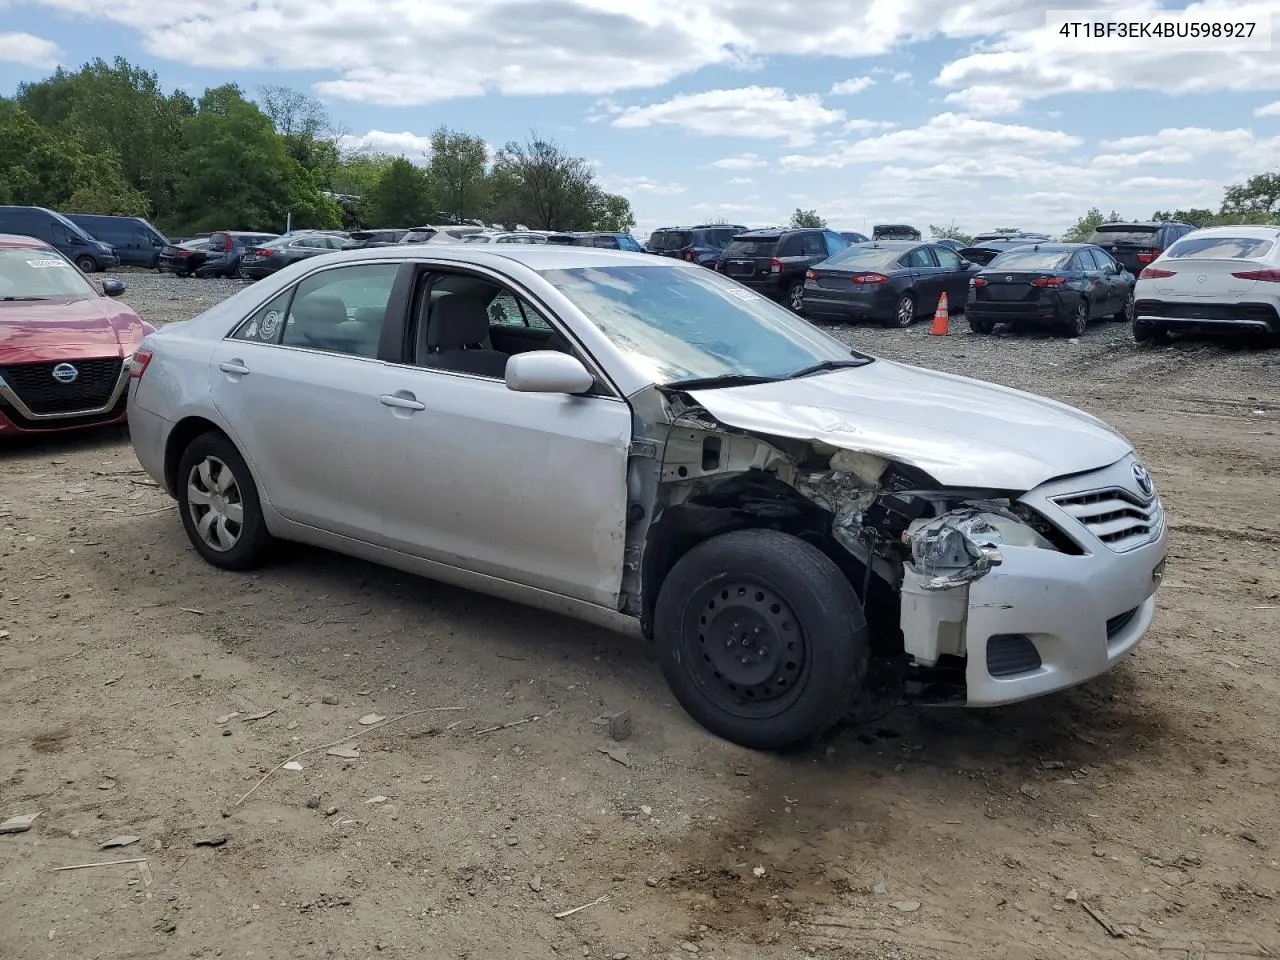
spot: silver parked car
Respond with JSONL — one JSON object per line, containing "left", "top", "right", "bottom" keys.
{"left": 126, "top": 246, "right": 1167, "bottom": 749}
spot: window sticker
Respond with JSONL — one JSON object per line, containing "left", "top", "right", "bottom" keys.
{"left": 244, "top": 320, "right": 259, "bottom": 339}
{"left": 259, "top": 310, "right": 281, "bottom": 339}
{"left": 27, "top": 259, "right": 68, "bottom": 268}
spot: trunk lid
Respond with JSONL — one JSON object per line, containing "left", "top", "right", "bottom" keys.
{"left": 974, "top": 271, "right": 1049, "bottom": 302}
{"left": 1146, "top": 258, "right": 1260, "bottom": 298}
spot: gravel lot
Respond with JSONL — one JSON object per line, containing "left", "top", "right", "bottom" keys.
{"left": 2, "top": 271, "right": 1278, "bottom": 960}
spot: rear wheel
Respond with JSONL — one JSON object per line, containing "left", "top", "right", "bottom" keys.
{"left": 885, "top": 293, "right": 915, "bottom": 328}
{"left": 75, "top": 255, "right": 97, "bottom": 273}
{"left": 176, "top": 432, "right": 274, "bottom": 570}
{"left": 1133, "top": 318, "right": 1170, "bottom": 345}
{"left": 654, "top": 529, "right": 869, "bottom": 750}
{"left": 787, "top": 281, "right": 805, "bottom": 313}
{"left": 1063, "top": 299, "right": 1089, "bottom": 337}
{"left": 969, "top": 317, "right": 996, "bottom": 334}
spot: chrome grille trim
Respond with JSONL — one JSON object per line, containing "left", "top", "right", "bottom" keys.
{"left": 1051, "top": 486, "right": 1163, "bottom": 553}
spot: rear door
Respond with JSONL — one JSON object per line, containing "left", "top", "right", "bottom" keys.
{"left": 932, "top": 244, "right": 972, "bottom": 307}
{"left": 902, "top": 246, "right": 944, "bottom": 308}
{"left": 1074, "top": 250, "right": 1110, "bottom": 315}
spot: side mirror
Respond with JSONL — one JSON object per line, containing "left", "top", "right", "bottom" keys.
{"left": 959, "top": 259, "right": 972, "bottom": 269}
{"left": 101, "top": 278, "right": 127, "bottom": 297}
{"left": 505, "top": 351, "right": 594, "bottom": 395}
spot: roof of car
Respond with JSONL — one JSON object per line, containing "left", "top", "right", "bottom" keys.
{"left": 1170, "top": 224, "right": 1280, "bottom": 237}
{"left": 732, "top": 228, "right": 819, "bottom": 238}
{"left": 1094, "top": 221, "right": 1190, "bottom": 229}
{"left": 858, "top": 240, "right": 920, "bottom": 249}
{"left": 989, "top": 242, "right": 1087, "bottom": 252}
{"left": 286, "top": 244, "right": 672, "bottom": 272}
{"left": 0, "top": 233, "right": 52, "bottom": 249}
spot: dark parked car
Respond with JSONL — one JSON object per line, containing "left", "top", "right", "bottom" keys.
{"left": 193, "top": 231, "right": 281, "bottom": 277}
{"left": 965, "top": 243, "right": 1135, "bottom": 337}
{"left": 802, "top": 241, "right": 977, "bottom": 327}
{"left": 716, "top": 228, "right": 852, "bottom": 311}
{"left": 1086, "top": 221, "right": 1196, "bottom": 278}
{"left": 929, "top": 237, "right": 966, "bottom": 252}
{"left": 65, "top": 214, "right": 168, "bottom": 268}
{"left": 646, "top": 225, "right": 747, "bottom": 266}
{"left": 240, "top": 233, "right": 349, "bottom": 280}
{"left": 545, "top": 232, "right": 644, "bottom": 251}
{"left": 0, "top": 206, "right": 118, "bottom": 272}
{"left": 958, "top": 239, "right": 1039, "bottom": 266}
{"left": 970, "top": 231, "right": 1050, "bottom": 245}
{"left": 343, "top": 229, "right": 409, "bottom": 249}
{"left": 839, "top": 231, "right": 870, "bottom": 244}
{"left": 156, "top": 238, "right": 213, "bottom": 276}
{"left": 402, "top": 225, "right": 486, "bottom": 244}
{"left": 872, "top": 224, "right": 921, "bottom": 241}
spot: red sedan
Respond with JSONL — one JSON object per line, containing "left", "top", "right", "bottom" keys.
{"left": 0, "top": 234, "right": 155, "bottom": 437}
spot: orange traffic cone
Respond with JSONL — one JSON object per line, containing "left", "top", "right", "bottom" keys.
{"left": 929, "top": 292, "right": 950, "bottom": 335}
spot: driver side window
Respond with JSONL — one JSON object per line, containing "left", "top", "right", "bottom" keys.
{"left": 489, "top": 291, "right": 553, "bottom": 329}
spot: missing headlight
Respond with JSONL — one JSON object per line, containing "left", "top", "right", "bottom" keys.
{"left": 906, "top": 503, "right": 1058, "bottom": 591}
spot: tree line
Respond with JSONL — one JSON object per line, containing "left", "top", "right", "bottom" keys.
{"left": 0, "top": 57, "right": 636, "bottom": 236}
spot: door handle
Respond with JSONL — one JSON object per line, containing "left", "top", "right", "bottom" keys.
{"left": 379, "top": 393, "right": 426, "bottom": 411}
{"left": 219, "top": 360, "right": 250, "bottom": 375}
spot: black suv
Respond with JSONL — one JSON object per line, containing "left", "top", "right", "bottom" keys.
{"left": 545, "top": 231, "right": 644, "bottom": 251}
{"left": 717, "top": 228, "right": 852, "bottom": 311}
{"left": 647, "top": 224, "right": 748, "bottom": 266}
{"left": 1086, "top": 221, "right": 1195, "bottom": 277}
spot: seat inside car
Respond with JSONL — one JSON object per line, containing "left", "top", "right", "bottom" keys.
{"left": 420, "top": 293, "right": 510, "bottom": 377}
{"left": 287, "top": 293, "right": 377, "bottom": 356}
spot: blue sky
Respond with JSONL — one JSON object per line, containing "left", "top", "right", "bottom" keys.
{"left": 3, "top": 0, "right": 1279, "bottom": 237}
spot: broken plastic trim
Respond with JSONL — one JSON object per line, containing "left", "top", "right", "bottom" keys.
{"left": 906, "top": 503, "right": 1057, "bottom": 591}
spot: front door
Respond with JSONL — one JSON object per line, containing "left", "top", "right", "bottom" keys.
{"left": 375, "top": 269, "right": 632, "bottom": 608}
{"left": 208, "top": 261, "right": 404, "bottom": 542}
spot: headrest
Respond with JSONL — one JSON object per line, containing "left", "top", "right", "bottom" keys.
{"left": 427, "top": 295, "right": 490, "bottom": 350}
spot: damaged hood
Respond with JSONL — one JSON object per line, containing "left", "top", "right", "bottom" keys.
{"left": 686, "top": 360, "right": 1131, "bottom": 491}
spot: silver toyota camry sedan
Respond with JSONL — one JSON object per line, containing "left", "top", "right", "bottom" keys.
{"left": 126, "top": 246, "right": 1166, "bottom": 750}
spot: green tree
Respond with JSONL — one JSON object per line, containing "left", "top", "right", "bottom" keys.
{"left": 789, "top": 208, "right": 827, "bottom": 228}
{"left": 1062, "top": 208, "right": 1124, "bottom": 242}
{"left": 256, "top": 84, "right": 342, "bottom": 185}
{"left": 1221, "top": 171, "right": 1280, "bottom": 220}
{"left": 929, "top": 221, "right": 972, "bottom": 245}
{"left": 365, "top": 157, "right": 434, "bottom": 227}
{"left": 488, "top": 134, "right": 600, "bottom": 230}
{"left": 1152, "top": 208, "right": 1220, "bottom": 228}
{"left": 590, "top": 192, "right": 636, "bottom": 232}
{"left": 429, "top": 126, "right": 489, "bottom": 222}
{"left": 174, "top": 84, "right": 339, "bottom": 232}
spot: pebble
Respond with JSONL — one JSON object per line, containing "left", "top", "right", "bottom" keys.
{"left": 646, "top": 878, "right": 658, "bottom": 888}
{"left": 325, "top": 806, "right": 339, "bottom": 817}
{"left": 321, "top": 694, "right": 339, "bottom": 705}
{"left": 1065, "top": 889, "right": 1079, "bottom": 903}
{"left": 306, "top": 795, "right": 320, "bottom": 809}
{"left": 892, "top": 900, "right": 921, "bottom": 913}
{"left": 613, "top": 954, "right": 629, "bottom": 960}
{"left": 680, "top": 942, "right": 699, "bottom": 953}
{"left": 221, "top": 729, "right": 232, "bottom": 737}
{"left": 529, "top": 874, "right": 542, "bottom": 892}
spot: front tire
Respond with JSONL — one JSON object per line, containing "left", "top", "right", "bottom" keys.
{"left": 76, "top": 255, "right": 98, "bottom": 273}
{"left": 176, "top": 432, "right": 274, "bottom": 570}
{"left": 885, "top": 293, "right": 915, "bottom": 328}
{"left": 654, "top": 529, "right": 869, "bottom": 750}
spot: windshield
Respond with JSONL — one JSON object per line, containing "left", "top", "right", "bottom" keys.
{"left": 540, "top": 264, "right": 866, "bottom": 385}
{"left": 0, "top": 248, "right": 97, "bottom": 300}
{"left": 985, "top": 249, "right": 1070, "bottom": 270}
{"left": 650, "top": 230, "right": 692, "bottom": 251}
{"left": 1164, "top": 235, "right": 1275, "bottom": 260}
{"left": 823, "top": 246, "right": 904, "bottom": 270}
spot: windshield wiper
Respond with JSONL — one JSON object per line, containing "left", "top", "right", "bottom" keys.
{"left": 664, "top": 373, "right": 784, "bottom": 390}
{"left": 1, "top": 296, "right": 50, "bottom": 302}
{"left": 786, "top": 357, "right": 874, "bottom": 379}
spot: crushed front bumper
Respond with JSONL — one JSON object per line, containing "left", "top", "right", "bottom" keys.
{"left": 899, "top": 454, "right": 1167, "bottom": 706}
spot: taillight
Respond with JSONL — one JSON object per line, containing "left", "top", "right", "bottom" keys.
{"left": 128, "top": 348, "right": 153, "bottom": 380}
{"left": 1231, "top": 269, "right": 1280, "bottom": 282}
{"left": 259, "top": 249, "right": 274, "bottom": 257}
{"left": 1031, "top": 276, "right": 1065, "bottom": 287}
{"left": 770, "top": 258, "right": 783, "bottom": 274}
{"left": 971, "top": 277, "right": 987, "bottom": 287}
{"left": 1136, "top": 249, "right": 1162, "bottom": 265}
{"left": 805, "top": 269, "right": 818, "bottom": 281}
{"left": 224, "top": 235, "right": 235, "bottom": 252}
{"left": 851, "top": 273, "right": 889, "bottom": 285}
{"left": 683, "top": 251, "right": 694, "bottom": 262}
{"left": 1140, "top": 267, "right": 1176, "bottom": 279}
{"left": 178, "top": 250, "right": 193, "bottom": 257}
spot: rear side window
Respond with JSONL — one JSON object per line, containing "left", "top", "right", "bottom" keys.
{"left": 724, "top": 238, "right": 779, "bottom": 258}
{"left": 800, "top": 233, "right": 826, "bottom": 256}
{"left": 777, "top": 235, "right": 804, "bottom": 257}
{"left": 1089, "top": 227, "right": 1158, "bottom": 246}
{"left": 1164, "top": 235, "right": 1276, "bottom": 260}
{"left": 208, "top": 232, "right": 229, "bottom": 250}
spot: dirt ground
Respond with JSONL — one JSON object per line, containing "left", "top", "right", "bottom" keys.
{"left": 2, "top": 275, "right": 1278, "bottom": 960}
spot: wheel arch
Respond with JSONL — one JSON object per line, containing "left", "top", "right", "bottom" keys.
{"left": 164, "top": 416, "right": 235, "bottom": 495}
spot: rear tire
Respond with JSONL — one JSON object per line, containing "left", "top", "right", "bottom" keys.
{"left": 176, "top": 432, "right": 274, "bottom": 570}
{"left": 1063, "top": 299, "right": 1089, "bottom": 337}
{"left": 1112, "top": 291, "right": 1135, "bottom": 322}
{"left": 654, "top": 529, "right": 869, "bottom": 750}
{"left": 885, "top": 294, "right": 915, "bottom": 328}
{"left": 969, "top": 317, "right": 996, "bottom": 335}
{"left": 76, "top": 255, "right": 98, "bottom": 273}
{"left": 1133, "top": 318, "right": 1169, "bottom": 345}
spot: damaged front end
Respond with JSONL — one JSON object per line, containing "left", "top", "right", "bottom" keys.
{"left": 628, "top": 387, "right": 1073, "bottom": 705}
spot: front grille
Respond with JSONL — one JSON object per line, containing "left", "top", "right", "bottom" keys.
{"left": 1106, "top": 607, "right": 1138, "bottom": 639}
{"left": 0, "top": 358, "right": 123, "bottom": 414}
{"left": 987, "top": 634, "right": 1042, "bottom": 678}
{"left": 1052, "top": 487, "right": 1163, "bottom": 552}
{"left": 0, "top": 391, "right": 126, "bottom": 430}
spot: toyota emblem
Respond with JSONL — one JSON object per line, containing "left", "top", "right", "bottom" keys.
{"left": 51, "top": 362, "right": 79, "bottom": 384}
{"left": 1131, "top": 461, "right": 1154, "bottom": 499}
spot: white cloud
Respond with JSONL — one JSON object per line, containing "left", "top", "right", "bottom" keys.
{"left": 1098, "top": 127, "right": 1256, "bottom": 153}
{"left": 830, "top": 76, "right": 875, "bottom": 96}
{"left": 0, "top": 31, "right": 61, "bottom": 68}
{"left": 1256, "top": 100, "right": 1280, "bottom": 117}
{"left": 610, "top": 86, "right": 846, "bottom": 146}
{"left": 936, "top": 0, "right": 1280, "bottom": 115}
{"left": 844, "top": 118, "right": 896, "bottom": 133}
{"left": 1090, "top": 147, "right": 1196, "bottom": 169}
{"left": 598, "top": 175, "right": 686, "bottom": 196}
{"left": 707, "top": 153, "right": 768, "bottom": 170}
{"left": 337, "top": 130, "right": 433, "bottom": 162}
{"left": 779, "top": 112, "right": 1081, "bottom": 170}
{"left": 727, "top": 177, "right": 755, "bottom": 184}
